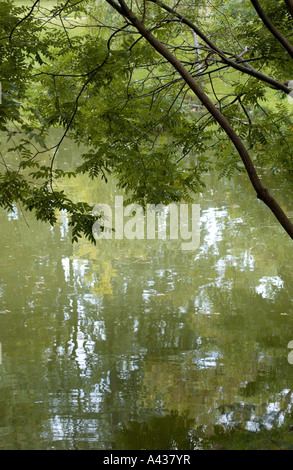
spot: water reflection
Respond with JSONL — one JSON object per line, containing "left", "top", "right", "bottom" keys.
{"left": 256, "top": 276, "right": 284, "bottom": 299}
{"left": 0, "top": 136, "right": 292, "bottom": 449}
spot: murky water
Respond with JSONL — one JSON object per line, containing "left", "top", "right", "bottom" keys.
{"left": 0, "top": 136, "right": 292, "bottom": 449}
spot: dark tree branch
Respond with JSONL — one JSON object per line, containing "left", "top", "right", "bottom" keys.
{"left": 9, "top": 0, "right": 40, "bottom": 41}
{"left": 251, "top": 0, "right": 293, "bottom": 59}
{"left": 106, "top": 0, "right": 293, "bottom": 239}
{"left": 147, "top": 0, "right": 291, "bottom": 94}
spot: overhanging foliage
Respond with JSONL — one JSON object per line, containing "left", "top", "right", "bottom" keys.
{"left": 0, "top": 0, "right": 293, "bottom": 241}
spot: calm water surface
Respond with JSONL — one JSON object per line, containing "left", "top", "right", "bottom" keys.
{"left": 0, "top": 137, "right": 292, "bottom": 449}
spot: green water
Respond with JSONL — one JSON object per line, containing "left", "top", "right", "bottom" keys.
{"left": 0, "top": 137, "right": 292, "bottom": 450}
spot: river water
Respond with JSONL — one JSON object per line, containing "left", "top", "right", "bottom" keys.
{"left": 0, "top": 136, "right": 292, "bottom": 449}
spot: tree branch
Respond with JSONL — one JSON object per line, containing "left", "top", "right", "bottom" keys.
{"left": 9, "top": 0, "right": 40, "bottom": 41}
{"left": 147, "top": 0, "right": 290, "bottom": 94}
{"left": 251, "top": 0, "right": 293, "bottom": 58}
{"left": 107, "top": 0, "right": 293, "bottom": 239}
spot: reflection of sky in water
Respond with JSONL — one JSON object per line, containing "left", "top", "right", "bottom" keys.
{"left": 7, "top": 205, "right": 18, "bottom": 220}
{"left": 61, "top": 257, "right": 70, "bottom": 282}
{"left": 215, "top": 251, "right": 255, "bottom": 272}
{"left": 193, "top": 350, "right": 222, "bottom": 370}
{"left": 255, "top": 276, "right": 284, "bottom": 299}
{"left": 198, "top": 207, "right": 227, "bottom": 253}
{"left": 58, "top": 212, "right": 70, "bottom": 240}
{"left": 75, "top": 330, "right": 88, "bottom": 372}
{"left": 216, "top": 389, "right": 293, "bottom": 432}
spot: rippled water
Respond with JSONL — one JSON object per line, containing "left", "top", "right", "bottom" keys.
{"left": 0, "top": 137, "right": 292, "bottom": 449}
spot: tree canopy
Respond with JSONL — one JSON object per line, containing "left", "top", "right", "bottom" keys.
{"left": 0, "top": 0, "right": 293, "bottom": 242}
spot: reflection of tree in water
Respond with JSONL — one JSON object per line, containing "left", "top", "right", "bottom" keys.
{"left": 0, "top": 155, "right": 292, "bottom": 448}
{"left": 44, "top": 187, "right": 293, "bottom": 447}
